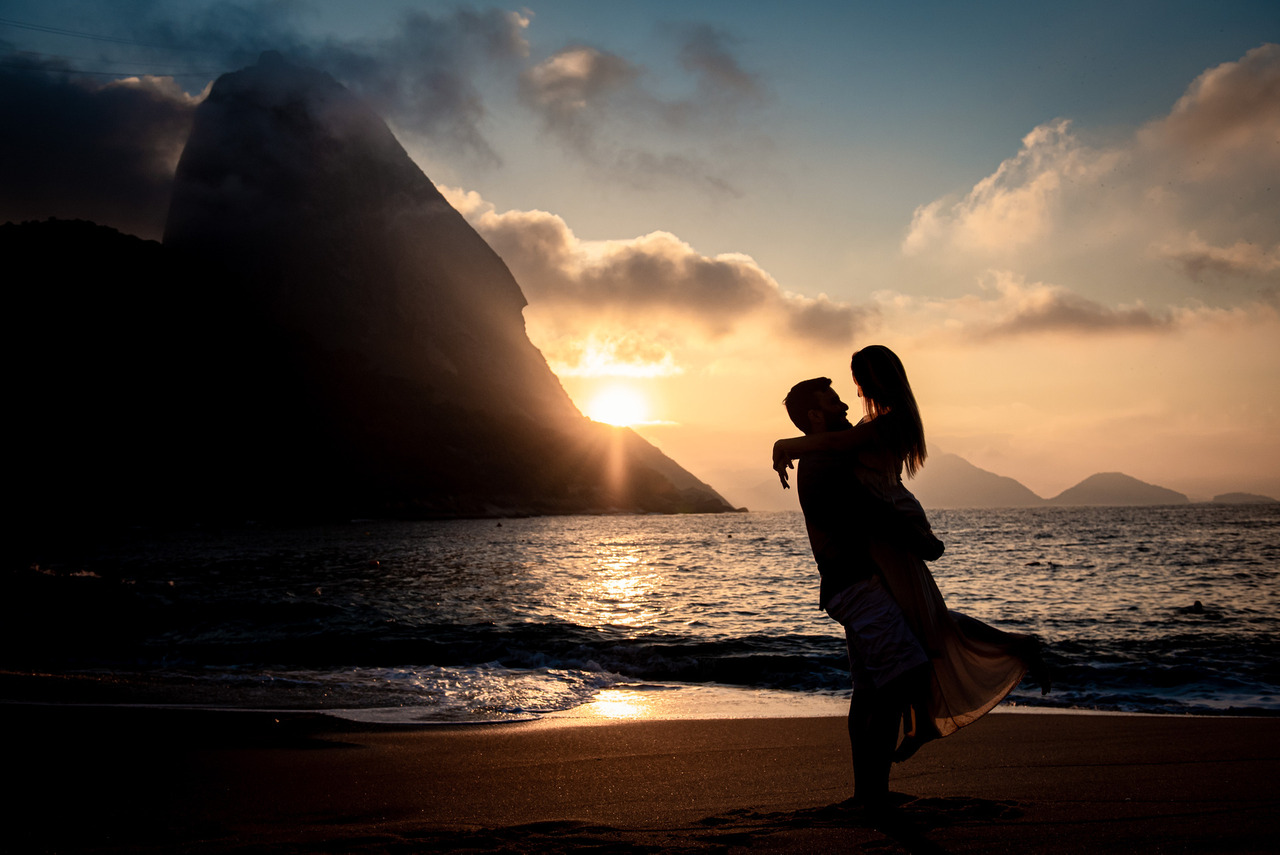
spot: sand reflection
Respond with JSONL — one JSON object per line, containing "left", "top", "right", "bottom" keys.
{"left": 580, "top": 688, "right": 651, "bottom": 719}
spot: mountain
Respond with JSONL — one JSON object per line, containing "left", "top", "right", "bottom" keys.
{"left": 1212, "top": 492, "right": 1278, "bottom": 504}
{"left": 1047, "top": 472, "right": 1189, "bottom": 506}
{"left": 10, "top": 53, "right": 735, "bottom": 530}
{"left": 909, "top": 452, "right": 1045, "bottom": 509}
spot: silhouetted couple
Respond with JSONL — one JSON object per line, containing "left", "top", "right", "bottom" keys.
{"left": 774, "top": 345, "right": 1047, "bottom": 806}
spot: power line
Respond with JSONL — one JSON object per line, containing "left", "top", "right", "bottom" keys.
{"left": 0, "top": 58, "right": 220, "bottom": 78}
{"left": 3, "top": 47, "right": 223, "bottom": 72}
{"left": 0, "top": 15, "right": 207, "bottom": 53}
{"left": 0, "top": 15, "right": 255, "bottom": 80}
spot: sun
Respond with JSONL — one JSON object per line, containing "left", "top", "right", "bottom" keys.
{"left": 586, "top": 385, "right": 649, "bottom": 426}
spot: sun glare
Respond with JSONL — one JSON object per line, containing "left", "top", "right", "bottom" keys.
{"left": 586, "top": 385, "right": 649, "bottom": 426}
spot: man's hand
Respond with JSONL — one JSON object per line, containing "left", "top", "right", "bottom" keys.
{"left": 772, "top": 441, "right": 794, "bottom": 489}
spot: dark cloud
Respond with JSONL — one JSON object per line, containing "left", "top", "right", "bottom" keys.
{"left": 615, "top": 149, "right": 740, "bottom": 197}
{"left": 518, "top": 25, "right": 764, "bottom": 194}
{"left": 671, "top": 22, "right": 763, "bottom": 107}
{"left": 787, "top": 295, "right": 876, "bottom": 343}
{"left": 0, "top": 4, "right": 531, "bottom": 232}
{"left": 1175, "top": 251, "right": 1255, "bottom": 282}
{"left": 982, "top": 288, "right": 1171, "bottom": 337}
{"left": 139, "top": 2, "right": 531, "bottom": 164}
{"left": 303, "top": 9, "right": 529, "bottom": 165}
{"left": 1165, "top": 240, "right": 1280, "bottom": 284}
{"left": 0, "top": 4, "right": 763, "bottom": 235}
{"left": 0, "top": 56, "right": 196, "bottom": 239}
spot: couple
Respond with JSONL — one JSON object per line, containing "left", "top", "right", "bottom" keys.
{"left": 773, "top": 345, "right": 1046, "bottom": 806}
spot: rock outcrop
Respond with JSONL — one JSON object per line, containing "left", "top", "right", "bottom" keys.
{"left": 12, "top": 53, "right": 736, "bottom": 527}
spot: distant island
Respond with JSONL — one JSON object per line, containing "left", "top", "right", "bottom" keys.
{"left": 715, "top": 452, "right": 1275, "bottom": 512}
{"left": 904, "top": 453, "right": 1047, "bottom": 509}
{"left": 903, "top": 459, "right": 1275, "bottom": 510}
{"left": 1045, "top": 472, "right": 1189, "bottom": 507}
{"left": 1212, "top": 492, "right": 1279, "bottom": 504}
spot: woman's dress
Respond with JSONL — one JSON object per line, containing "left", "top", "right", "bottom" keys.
{"left": 855, "top": 425, "right": 1033, "bottom": 737}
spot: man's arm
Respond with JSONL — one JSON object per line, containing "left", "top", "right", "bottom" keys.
{"left": 773, "top": 421, "right": 879, "bottom": 488}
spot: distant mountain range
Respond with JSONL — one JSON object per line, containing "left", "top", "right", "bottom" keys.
{"left": 719, "top": 452, "right": 1275, "bottom": 511}
{"left": 910, "top": 457, "right": 1275, "bottom": 509}
{"left": 907, "top": 453, "right": 1046, "bottom": 509}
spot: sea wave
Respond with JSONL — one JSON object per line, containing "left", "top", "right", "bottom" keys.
{"left": 5, "top": 506, "right": 1277, "bottom": 721}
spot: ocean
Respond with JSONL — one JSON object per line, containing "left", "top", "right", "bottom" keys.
{"left": 6, "top": 505, "right": 1277, "bottom": 723}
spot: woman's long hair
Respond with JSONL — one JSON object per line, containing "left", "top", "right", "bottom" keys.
{"left": 850, "top": 345, "right": 927, "bottom": 477}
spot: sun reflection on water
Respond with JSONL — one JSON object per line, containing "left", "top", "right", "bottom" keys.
{"left": 560, "top": 541, "right": 664, "bottom": 629}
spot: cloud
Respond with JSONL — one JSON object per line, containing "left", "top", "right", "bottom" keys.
{"left": 1145, "top": 42, "right": 1280, "bottom": 177}
{"left": 303, "top": 8, "right": 531, "bottom": 164}
{"left": 518, "top": 45, "right": 641, "bottom": 147}
{"left": 130, "top": 2, "right": 531, "bottom": 163}
{"left": 3, "top": 4, "right": 763, "bottom": 237}
{"left": 1, "top": 3, "right": 534, "bottom": 233}
{"left": 901, "top": 119, "right": 1119, "bottom": 256}
{"left": 902, "top": 44, "right": 1280, "bottom": 295}
{"left": 151, "top": 6, "right": 761, "bottom": 186}
{"left": 879, "top": 271, "right": 1173, "bottom": 340}
{"left": 0, "top": 57, "right": 200, "bottom": 239}
{"left": 669, "top": 22, "right": 764, "bottom": 111}
{"left": 543, "top": 331, "right": 685, "bottom": 378}
{"left": 971, "top": 272, "right": 1171, "bottom": 337}
{"left": 1160, "top": 234, "right": 1280, "bottom": 283}
{"left": 445, "top": 186, "right": 872, "bottom": 354}
{"left": 518, "top": 24, "right": 764, "bottom": 193}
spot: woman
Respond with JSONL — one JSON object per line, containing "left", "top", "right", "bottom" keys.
{"left": 773, "top": 345, "right": 1046, "bottom": 755}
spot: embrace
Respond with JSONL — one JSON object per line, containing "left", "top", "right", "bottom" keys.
{"left": 773, "top": 344, "right": 1049, "bottom": 806}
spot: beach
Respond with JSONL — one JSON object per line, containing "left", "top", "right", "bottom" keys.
{"left": 5, "top": 508, "right": 1277, "bottom": 852}
{"left": 7, "top": 703, "right": 1277, "bottom": 853}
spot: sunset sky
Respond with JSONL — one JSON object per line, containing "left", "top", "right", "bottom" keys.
{"left": 4, "top": 1, "right": 1278, "bottom": 507}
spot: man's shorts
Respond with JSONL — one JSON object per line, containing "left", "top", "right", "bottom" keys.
{"left": 825, "top": 575, "right": 928, "bottom": 690}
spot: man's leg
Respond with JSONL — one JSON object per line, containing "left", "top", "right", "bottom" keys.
{"left": 849, "top": 687, "right": 898, "bottom": 802}
{"left": 829, "top": 576, "right": 930, "bottom": 802}
{"left": 849, "top": 664, "right": 924, "bottom": 802}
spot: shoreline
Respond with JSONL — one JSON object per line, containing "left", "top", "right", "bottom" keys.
{"left": 5, "top": 702, "right": 1277, "bottom": 853}
{"left": 4, "top": 668, "right": 1276, "bottom": 726}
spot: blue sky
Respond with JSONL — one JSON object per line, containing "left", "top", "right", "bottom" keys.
{"left": 3, "top": 1, "right": 1278, "bottom": 504}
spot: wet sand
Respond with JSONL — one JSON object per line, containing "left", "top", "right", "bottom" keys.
{"left": 6, "top": 704, "right": 1278, "bottom": 853}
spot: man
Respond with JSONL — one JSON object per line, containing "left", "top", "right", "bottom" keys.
{"left": 781, "top": 377, "right": 938, "bottom": 805}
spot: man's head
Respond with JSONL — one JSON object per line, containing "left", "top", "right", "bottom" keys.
{"left": 783, "top": 377, "right": 853, "bottom": 434}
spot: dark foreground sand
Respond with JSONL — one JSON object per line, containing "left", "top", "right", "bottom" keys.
{"left": 5, "top": 704, "right": 1277, "bottom": 854}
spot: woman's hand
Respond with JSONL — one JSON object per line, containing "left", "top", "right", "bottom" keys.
{"left": 772, "top": 440, "right": 794, "bottom": 489}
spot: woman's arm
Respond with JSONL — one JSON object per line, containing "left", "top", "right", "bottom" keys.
{"left": 771, "top": 420, "right": 879, "bottom": 488}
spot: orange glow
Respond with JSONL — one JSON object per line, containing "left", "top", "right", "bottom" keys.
{"left": 586, "top": 384, "right": 649, "bottom": 426}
